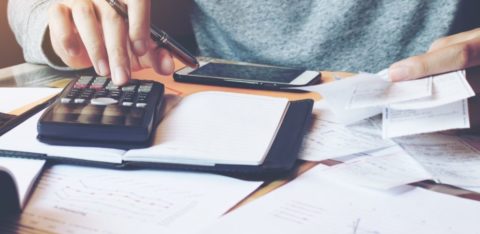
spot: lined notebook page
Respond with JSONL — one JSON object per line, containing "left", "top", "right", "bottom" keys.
{"left": 125, "top": 91, "right": 289, "bottom": 165}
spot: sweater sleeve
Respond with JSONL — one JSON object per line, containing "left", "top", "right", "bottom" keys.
{"left": 7, "top": 0, "right": 74, "bottom": 71}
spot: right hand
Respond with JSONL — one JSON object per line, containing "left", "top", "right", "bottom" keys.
{"left": 48, "top": 0, "right": 175, "bottom": 85}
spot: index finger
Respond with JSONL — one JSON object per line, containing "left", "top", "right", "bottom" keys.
{"left": 125, "top": 0, "right": 151, "bottom": 56}
{"left": 389, "top": 38, "right": 480, "bottom": 81}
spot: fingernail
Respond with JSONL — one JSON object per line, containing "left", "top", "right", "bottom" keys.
{"left": 113, "top": 66, "right": 129, "bottom": 85}
{"left": 97, "top": 59, "right": 109, "bottom": 76}
{"left": 133, "top": 40, "right": 147, "bottom": 55}
{"left": 389, "top": 66, "right": 411, "bottom": 81}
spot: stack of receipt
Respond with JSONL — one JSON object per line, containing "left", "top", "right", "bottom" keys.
{"left": 298, "top": 70, "right": 475, "bottom": 138}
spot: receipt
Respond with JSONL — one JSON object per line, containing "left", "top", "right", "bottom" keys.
{"left": 382, "top": 100, "right": 470, "bottom": 138}
{"left": 299, "top": 102, "right": 394, "bottom": 161}
{"left": 319, "top": 146, "right": 432, "bottom": 190}
{"left": 390, "top": 70, "right": 474, "bottom": 110}
{"left": 396, "top": 133, "right": 480, "bottom": 187}
{"left": 346, "top": 76, "right": 432, "bottom": 109}
{"left": 296, "top": 74, "right": 383, "bottom": 124}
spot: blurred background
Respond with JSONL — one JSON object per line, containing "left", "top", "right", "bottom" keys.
{"left": 0, "top": 1, "right": 24, "bottom": 69}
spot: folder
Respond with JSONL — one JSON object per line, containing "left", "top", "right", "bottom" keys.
{"left": 0, "top": 92, "right": 313, "bottom": 180}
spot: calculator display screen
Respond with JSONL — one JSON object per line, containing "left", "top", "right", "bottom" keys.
{"left": 43, "top": 104, "right": 145, "bottom": 126}
{"left": 190, "top": 63, "right": 305, "bottom": 83}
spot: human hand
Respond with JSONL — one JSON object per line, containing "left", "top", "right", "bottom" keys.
{"left": 389, "top": 28, "right": 480, "bottom": 82}
{"left": 48, "top": 0, "right": 174, "bottom": 85}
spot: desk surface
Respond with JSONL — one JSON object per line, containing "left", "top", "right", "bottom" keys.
{"left": 1, "top": 62, "right": 479, "bottom": 210}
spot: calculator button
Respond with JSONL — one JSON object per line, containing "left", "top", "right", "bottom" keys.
{"left": 121, "top": 85, "right": 137, "bottom": 92}
{"left": 138, "top": 84, "right": 153, "bottom": 92}
{"left": 79, "top": 76, "right": 93, "bottom": 82}
{"left": 60, "top": 98, "right": 71, "bottom": 104}
{"left": 74, "top": 83, "right": 88, "bottom": 89}
{"left": 91, "top": 97, "right": 119, "bottom": 105}
{"left": 106, "top": 83, "right": 120, "bottom": 90}
{"left": 74, "top": 98, "right": 86, "bottom": 104}
{"left": 122, "top": 102, "right": 133, "bottom": 107}
{"left": 136, "top": 103, "right": 147, "bottom": 108}
{"left": 90, "top": 83, "right": 104, "bottom": 90}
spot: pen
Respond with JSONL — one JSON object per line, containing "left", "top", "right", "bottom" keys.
{"left": 105, "top": 0, "right": 199, "bottom": 68}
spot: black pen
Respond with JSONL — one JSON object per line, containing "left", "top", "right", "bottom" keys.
{"left": 105, "top": 0, "right": 199, "bottom": 68}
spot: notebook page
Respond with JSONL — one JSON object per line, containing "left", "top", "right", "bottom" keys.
{"left": 0, "top": 111, "right": 125, "bottom": 164}
{"left": 125, "top": 91, "right": 289, "bottom": 165}
{"left": 0, "top": 157, "right": 45, "bottom": 208}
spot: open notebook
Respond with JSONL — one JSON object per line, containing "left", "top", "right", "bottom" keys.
{"left": 0, "top": 157, "right": 45, "bottom": 214}
{"left": 0, "top": 91, "right": 313, "bottom": 179}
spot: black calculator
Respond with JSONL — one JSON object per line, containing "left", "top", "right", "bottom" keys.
{"left": 37, "top": 76, "right": 165, "bottom": 149}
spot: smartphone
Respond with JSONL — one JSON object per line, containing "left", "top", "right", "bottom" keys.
{"left": 174, "top": 62, "right": 321, "bottom": 89}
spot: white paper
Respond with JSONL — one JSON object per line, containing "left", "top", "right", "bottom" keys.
{"left": 290, "top": 74, "right": 383, "bottom": 124}
{"left": 0, "top": 111, "right": 126, "bottom": 164}
{"left": 0, "top": 88, "right": 61, "bottom": 113}
{"left": 319, "top": 146, "right": 432, "bottom": 190}
{"left": 346, "top": 76, "right": 432, "bottom": 109}
{"left": 0, "top": 157, "right": 45, "bottom": 207}
{"left": 390, "top": 70, "right": 474, "bottom": 110}
{"left": 383, "top": 100, "right": 470, "bottom": 138}
{"left": 10, "top": 165, "right": 261, "bottom": 234}
{"left": 125, "top": 91, "right": 289, "bottom": 165}
{"left": 299, "top": 102, "right": 394, "bottom": 161}
{"left": 202, "top": 165, "right": 480, "bottom": 234}
{"left": 396, "top": 133, "right": 480, "bottom": 187}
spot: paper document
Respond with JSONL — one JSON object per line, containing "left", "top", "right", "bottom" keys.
{"left": 202, "top": 165, "right": 480, "bottom": 234}
{"left": 346, "top": 76, "right": 432, "bottom": 109}
{"left": 390, "top": 70, "right": 474, "bottom": 110}
{"left": 0, "top": 157, "right": 45, "bottom": 207}
{"left": 319, "top": 146, "right": 432, "bottom": 189}
{"left": 383, "top": 100, "right": 470, "bottom": 138}
{"left": 299, "top": 102, "right": 394, "bottom": 161}
{"left": 3, "top": 165, "right": 261, "bottom": 234}
{"left": 0, "top": 88, "right": 61, "bottom": 113}
{"left": 296, "top": 70, "right": 474, "bottom": 137}
{"left": 0, "top": 111, "right": 127, "bottom": 164}
{"left": 292, "top": 74, "right": 383, "bottom": 124}
{"left": 396, "top": 133, "right": 480, "bottom": 187}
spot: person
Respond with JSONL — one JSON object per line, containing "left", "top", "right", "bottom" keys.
{"left": 7, "top": 0, "right": 480, "bottom": 86}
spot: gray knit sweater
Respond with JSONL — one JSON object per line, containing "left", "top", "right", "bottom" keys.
{"left": 7, "top": 0, "right": 480, "bottom": 73}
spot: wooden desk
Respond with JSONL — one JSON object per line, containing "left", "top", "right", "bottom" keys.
{"left": 1, "top": 62, "right": 479, "bottom": 210}
{"left": 129, "top": 60, "right": 480, "bottom": 206}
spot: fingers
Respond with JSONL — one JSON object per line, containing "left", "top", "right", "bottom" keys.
{"left": 126, "top": 0, "right": 151, "bottom": 56}
{"left": 138, "top": 48, "right": 175, "bottom": 75}
{"left": 48, "top": 3, "right": 90, "bottom": 68}
{"left": 389, "top": 37, "right": 480, "bottom": 81}
{"left": 48, "top": 0, "right": 171, "bottom": 79}
{"left": 95, "top": 0, "right": 130, "bottom": 85}
{"left": 71, "top": 0, "right": 109, "bottom": 76}
{"left": 429, "top": 28, "right": 480, "bottom": 52}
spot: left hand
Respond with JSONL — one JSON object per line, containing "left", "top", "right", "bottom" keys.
{"left": 389, "top": 28, "right": 480, "bottom": 81}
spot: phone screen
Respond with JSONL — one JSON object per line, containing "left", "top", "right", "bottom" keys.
{"left": 189, "top": 63, "right": 306, "bottom": 83}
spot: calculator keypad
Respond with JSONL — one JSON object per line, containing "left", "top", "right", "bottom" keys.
{"left": 51, "top": 76, "right": 156, "bottom": 126}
